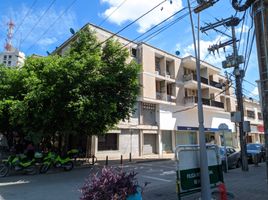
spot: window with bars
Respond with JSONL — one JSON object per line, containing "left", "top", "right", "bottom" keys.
{"left": 258, "top": 112, "right": 263, "bottom": 120}
{"left": 246, "top": 110, "right": 255, "bottom": 119}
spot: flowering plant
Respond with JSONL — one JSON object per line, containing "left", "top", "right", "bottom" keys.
{"left": 80, "top": 167, "right": 147, "bottom": 200}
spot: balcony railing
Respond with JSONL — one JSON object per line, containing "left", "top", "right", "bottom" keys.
{"left": 211, "top": 100, "right": 224, "bottom": 108}
{"left": 184, "top": 96, "right": 224, "bottom": 109}
{"left": 156, "top": 92, "right": 166, "bottom": 101}
{"left": 209, "top": 80, "right": 222, "bottom": 89}
{"left": 167, "top": 94, "right": 176, "bottom": 103}
{"left": 183, "top": 73, "right": 208, "bottom": 84}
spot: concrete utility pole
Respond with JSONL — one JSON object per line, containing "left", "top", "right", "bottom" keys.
{"left": 200, "top": 16, "right": 249, "bottom": 171}
{"left": 252, "top": 0, "right": 268, "bottom": 182}
{"left": 187, "top": 1, "right": 219, "bottom": 199}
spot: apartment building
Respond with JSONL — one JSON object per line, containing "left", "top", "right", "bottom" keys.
{"left": 0, "top": 47, "right": 25, "bottom": 67}
{"left": 243, "top": 97, "right": 264, "bottom": 144}
{"left": 53, "top": 23, "right": 236, "bottom": 158}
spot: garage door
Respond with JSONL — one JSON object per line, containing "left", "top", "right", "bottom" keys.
{"left": 143, "top": 134, "right": 156, "bottom": 154}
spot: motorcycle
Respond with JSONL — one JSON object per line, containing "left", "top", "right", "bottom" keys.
{"left": 0, "top": 154, "right": 36, "bottom": 177}
{"left": 39, "top": 151, "right": 73, "bottom": 174}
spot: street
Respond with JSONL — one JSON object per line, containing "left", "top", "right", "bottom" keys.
{"left": 1, "top": 160, "right": 268, "bottom": 200}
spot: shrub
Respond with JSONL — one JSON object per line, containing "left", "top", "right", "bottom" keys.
{"left": 80, "top": 167, "right": 145, "bottom": 200}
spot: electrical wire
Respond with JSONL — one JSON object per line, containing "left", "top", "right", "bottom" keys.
{"left": 26, "top": 0, "right": 78, "bottom": 53}
{"left": 97, "top": 0, "right": 170, "bottom": 48}
{"left": 13, "top": 0, "right": 38, "bottom": 37}
{"left": 20, "top": 0, "right": 56, "bottom": 46}
{"left": 99, "top": 0, "right": 128, "bottom": 26}
{"left": 119, "top": 6, "right": 188, "bottom": 50}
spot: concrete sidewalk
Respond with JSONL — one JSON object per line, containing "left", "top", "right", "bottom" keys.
{"left": 223, "top": 163, "right": 268, "bottom": 200}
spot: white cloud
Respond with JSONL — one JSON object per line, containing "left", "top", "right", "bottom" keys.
{"left": 0, "top": 4, "right": 77, "bottom": 54}
{"left": 101, "top": 0, "right": 183, "bottom": 33}
{"left": 37, "top": 37, "right": 58, "bottom": 46}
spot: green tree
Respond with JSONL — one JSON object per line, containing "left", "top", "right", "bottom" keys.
{"left": 1, "top": 29, "right": 140, "bottom": 144}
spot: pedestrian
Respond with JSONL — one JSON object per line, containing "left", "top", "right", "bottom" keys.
{"left": 26, "top": 142, "right": 35, "bottom": 160}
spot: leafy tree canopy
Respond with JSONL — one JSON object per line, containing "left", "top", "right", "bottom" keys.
{"left": 0, "top": 29, "right": 140, "bottom": 142}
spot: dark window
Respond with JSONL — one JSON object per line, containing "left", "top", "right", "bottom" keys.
{"left": 247, "top": 110, "right": 255, "bottom": 119}
{"left": 131, "top": 48, "right": 137, "bottom": 57}
{"left": 258, "top": 112, "right": 263, "bottom": 120}
{"left": 3, "top": 55, "right": 7, "bottom": 60}
{"left": 8, "top": 61, "right": 11, "bottom": 66}
{"left": 98, "top": 134, "right": 118, "bottom": 151}
{"left": 8, "top": 55, "right": 12, "bottom": 59}
{"left": 3, "top": 61, "right": 6, "bottom": 64}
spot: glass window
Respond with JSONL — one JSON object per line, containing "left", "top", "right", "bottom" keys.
{"left": 3, "top": 55, "right": 7, "bottom": 60}
{"left": 98, "top": 133, "right": 118, "bottom": 151}
{"left": 8, "top": 55, "right": 12, "bottom": 59}
{"left": 246, "top": 110, "right": 255, "bottom": 119}
{"left": 8, "top": 61, "right": 11, "bottom": 66}
{"left": 176, "top": 131, "right": 197, "bottom": 145}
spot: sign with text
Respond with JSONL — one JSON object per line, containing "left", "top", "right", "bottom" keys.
{"left": 175, "top": 145, "right": 223, "bottom": 198}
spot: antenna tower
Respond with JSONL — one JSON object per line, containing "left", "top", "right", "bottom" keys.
{"left": 4, "top": 19, "right": 15, "bottom": 51}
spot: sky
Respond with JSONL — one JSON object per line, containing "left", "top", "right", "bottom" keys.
{"left": 0, "top": 0, "right": 260, "bottom": 100}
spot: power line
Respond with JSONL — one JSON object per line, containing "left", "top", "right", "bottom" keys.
{"left": 99, "top": 0, "right": 128, "bottom": 26}
{"left": 26, "top": 0, "right": 78, "bottom": 53}
{"left": 13, "top": 0, "right": 38, "bottom": 37}
{"left": 119, "top": 6, "right": 188, "bottom": 50}
{"left": 143, "top": 12, "right": 189, "bottom": 43}
{"left": 20, "top": 0, "right": 56, "bottom": 47}
{"left": 97, "top": 0, "right": 170, "bottom": 48}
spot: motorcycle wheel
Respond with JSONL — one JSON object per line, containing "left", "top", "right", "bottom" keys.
{"left": 0, "top": 164, "right": 9, "bottom": 177}
{"left": 25, "top": 165, "right": 37, "bottom": 175}
{"left": 39, "top": 164, "right": 50, "bottom": 174}
{"left": 63, "top": 161, "right": 73, "bottom": 171}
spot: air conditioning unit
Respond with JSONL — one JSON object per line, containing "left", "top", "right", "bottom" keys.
{"left": 166, "top": 75, "right": 170, "bottom": 79}
{"left": 155, "top": 71, "right": 159, "bottom": 75}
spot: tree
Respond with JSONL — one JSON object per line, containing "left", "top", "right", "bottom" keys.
{"left": 0, "top": 29, "right": 140, "bottom": 145}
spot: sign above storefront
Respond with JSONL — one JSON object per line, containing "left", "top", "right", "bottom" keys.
{"left": 177, "top": 126, "right": 231, "bottom": 132}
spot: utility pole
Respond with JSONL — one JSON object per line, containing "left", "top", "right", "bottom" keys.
{"left": 252, "top": 0, "right": 268, "bottom": 182}
{"left": 200, "top": 16, "right": 249, "bottom": 171}
{"left": 187, "top": 1, "right": 218, "bottom": 199}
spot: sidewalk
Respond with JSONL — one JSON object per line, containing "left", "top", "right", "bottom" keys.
{"left": 223, "top": 163, "right": 268, "bottom": 200}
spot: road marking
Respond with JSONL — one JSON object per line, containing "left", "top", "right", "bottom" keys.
{"left": 142, "top": 175, "right": 172, "bottom": 182}
{"left": 0, "top": 180, "right": 30, "bottom": 186}
{"left": 160, "top": 170, "right": 176, "bottom": 175}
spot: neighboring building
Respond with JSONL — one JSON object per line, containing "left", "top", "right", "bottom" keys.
{"left": 0, "top": 47, "right": 25, "bottom": 67}
{"left": 243, "top": 97, "right": 264, "bottom": 144}
{"left": 53, "top": 23, "right": 237, "bottom": 158}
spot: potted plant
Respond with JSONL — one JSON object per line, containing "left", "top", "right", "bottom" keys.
{"left": 80, "top": 167, "right": 147, "bottom": 200}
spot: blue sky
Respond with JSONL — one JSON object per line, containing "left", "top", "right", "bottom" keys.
{"left": 0, "top": 0, "right": 260, "bottom": 99}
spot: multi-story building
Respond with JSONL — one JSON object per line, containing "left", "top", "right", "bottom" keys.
{"left": 0, "top": 47, "right": 25, "bottom": 67}
{"left": 53, "top": 23, "right": 237, "bottom": 158}
{"left": 243, "top": 97, "right": 264, "bottom": 144}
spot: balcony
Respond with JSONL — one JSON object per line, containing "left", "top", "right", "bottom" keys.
{"left": 156, "top": 92, "right": 167, "bottom": 101}
{"left": 183, "top": 74, "right": 208, "bottom": 85}
{"left": 209, "top": 80, "right": 223, "bottom": 89}
{"left": 184, "top": 96, "right": 224, "bottom": 109}
{"left": 167, "top": 94, "right": 176, "bottom": 103}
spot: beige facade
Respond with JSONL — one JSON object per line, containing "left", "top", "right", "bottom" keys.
{"left": 53, "top": 23, "right": 238, "bottom": 158}
{"left": 243, "top": 98, "right": 264, "bottom": 144}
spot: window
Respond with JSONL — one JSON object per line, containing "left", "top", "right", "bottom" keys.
{"left": 8, "top": 61, "right": 11, "bottom": 66}
{"left": 3, "top": 61, "right": 6, "bottom": 64}
{"left": 8, "top": 55, "right": 12, "bottom": 59}
{"left": 257, "top": 112, "right": 262, "bottom": 119}
{"left": 131, "top": 48, "right": 137, "bottom": 57}
{"left": 246, "top": 110, "right": 255, "bottom": 119}
{"left": 3, "top": 55, "right": 7, "bottom": 60}
{"left": 98, "top": 134, "right": 118, "bottom": 151}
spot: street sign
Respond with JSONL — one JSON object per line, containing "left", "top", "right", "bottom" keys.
{"left": 175, "top": 145, "right": 223, "bottom": 199}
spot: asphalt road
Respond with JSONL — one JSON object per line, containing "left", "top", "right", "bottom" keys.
{"left": 0, "top": 160, "right": 178, "bottom": 200}
{"left": 1, "top": 160, "right": 268, "bottom": 200}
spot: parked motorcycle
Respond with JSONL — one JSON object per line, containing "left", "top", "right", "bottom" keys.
{"left": 39, "top": 151, "right": 73, "bottom": 174}
{"left": 0, "top": 154, "right": 36, "bottom": 177}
